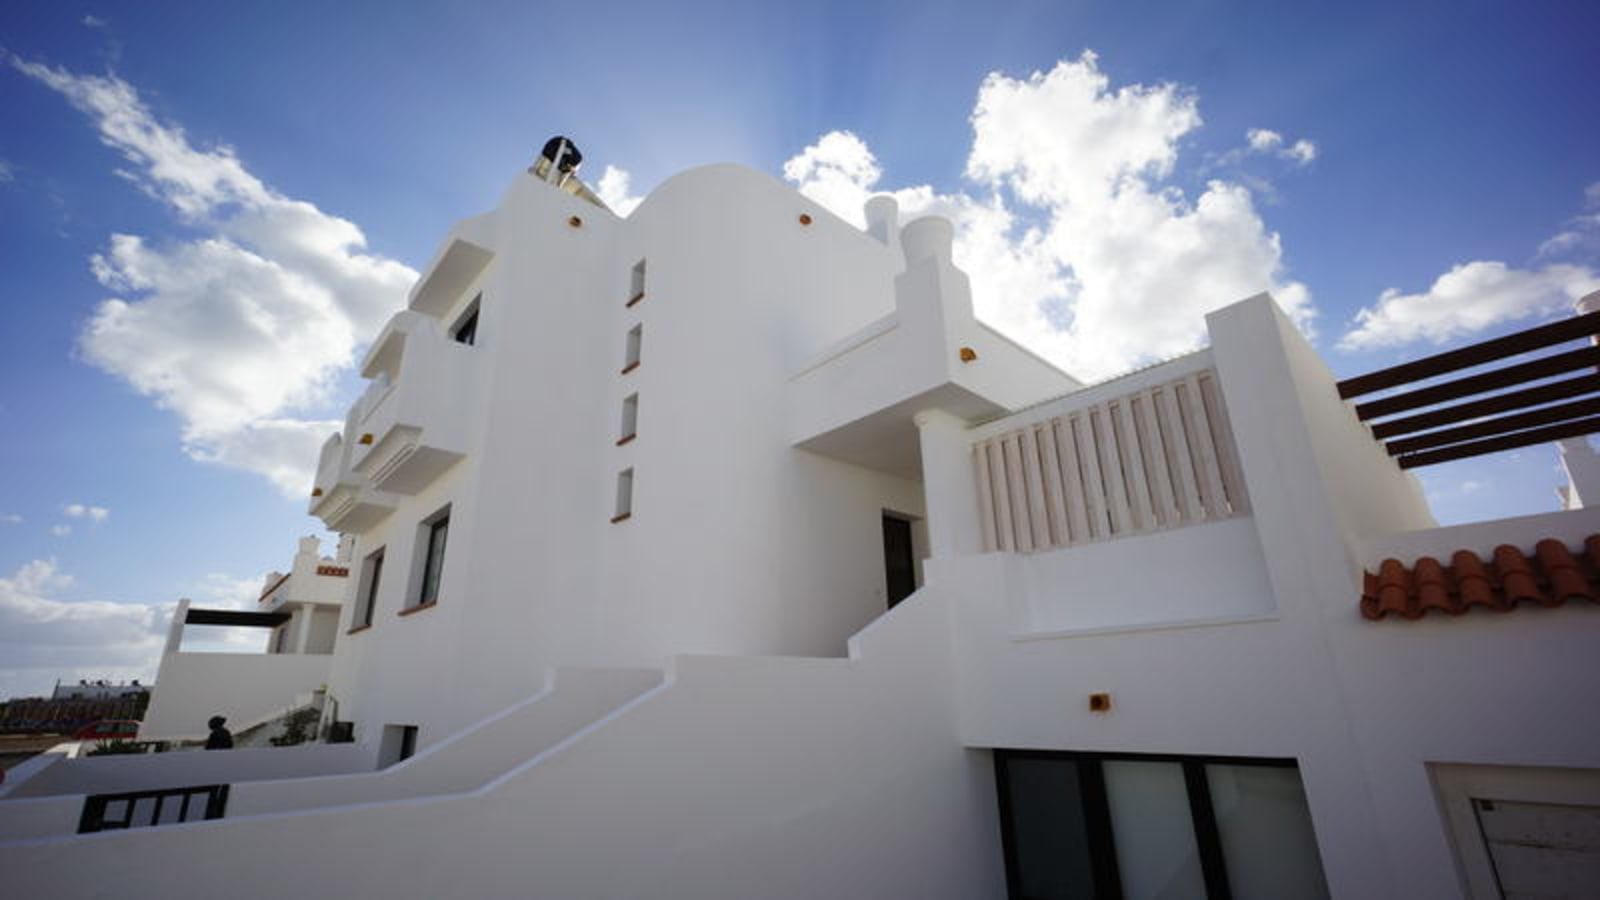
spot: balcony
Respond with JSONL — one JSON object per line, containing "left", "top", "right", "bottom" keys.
{"left": 968, "top": 352, "right": 1249, "bottom": 553}
{"left": 347, "top": 311, "right": 479, "bottom": 494}
{"left": 307, "top": 431, "right": 398, "bottom": 532}
{"left": 307, "top": 431, "right": 346, "bottom": 513}
{"left": 310, "top": 480, "right": 397, "bottom": 533}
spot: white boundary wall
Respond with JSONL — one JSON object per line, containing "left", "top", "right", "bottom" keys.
{"left": 140, "top": 651, "right": 331, "bottom": 741}
{"left": 0, "top": 590, "right": 1003, "bottom": 900}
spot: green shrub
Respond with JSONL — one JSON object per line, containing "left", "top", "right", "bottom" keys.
{"left": 85, "top": 739, "right": 150, "bottom": 756}
{"left": 269, "top": 708, "right": 321, "bottom": 747}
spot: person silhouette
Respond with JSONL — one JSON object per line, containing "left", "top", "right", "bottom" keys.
{"left": 204, "top": 715, "right": 233, "bottom": 750}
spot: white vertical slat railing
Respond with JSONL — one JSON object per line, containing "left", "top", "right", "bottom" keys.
{"left": 974, "top": 370, "right": 1250, "bottom": 552}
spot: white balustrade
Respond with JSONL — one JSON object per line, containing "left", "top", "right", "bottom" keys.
{"left": 974, "top": 370, "right": 1249, "bottom": 552}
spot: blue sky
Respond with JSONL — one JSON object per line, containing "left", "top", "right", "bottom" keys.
{"left": 1, "top": 0, "right": 1597, "bottom": 698}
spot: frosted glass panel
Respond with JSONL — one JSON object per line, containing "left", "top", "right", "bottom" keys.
{"left": 1103, "top": 760, "right": 1206, "bottom": 900}
{"left": 1003, "top": 758, "right": 1097, "bottom": 899}
{"left": 1206, "top": 764, "right": 1330, "bottom": 900}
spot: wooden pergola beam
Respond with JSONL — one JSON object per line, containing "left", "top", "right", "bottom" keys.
{"left": 1354, "top": 346, "right": 1600, "bottom": 421}
{"left": 1337, "top": 310, "right": 1600, "bottom": 399}
{"left": 1369, "top": 374, "right": 1600, "bottom": 439}
{"left": 1384, "top": 396, "right": 1600, "bottom": 456}
{"left": 1396, "top": 415, "right": 1600, "bottom": 469}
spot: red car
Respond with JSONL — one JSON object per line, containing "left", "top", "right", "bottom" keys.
{"left": 71, "top": 720, "right": 141, "bottom": 742}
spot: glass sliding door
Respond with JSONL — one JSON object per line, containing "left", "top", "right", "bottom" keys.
{"left": 1205, "top": 764, "right": 1329, "bottom": 900}
{"left": 1103, "top": 760, "right": 1207, "bottom": 900}
{"left": 1000, "top": 757, "right": 1104, "bottom": 899}
{"left": 994, "top": 750, "right": 1330, "bottom": 900}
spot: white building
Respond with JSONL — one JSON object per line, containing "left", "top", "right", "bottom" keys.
{"left": 48, "top": 681, "right": 146, "bottom": 702}
{"left": 137, "top": 535, "right": 352, "bottom": 743}
{"left": 2, "top": 151, "right": 1598, "bottom": 900}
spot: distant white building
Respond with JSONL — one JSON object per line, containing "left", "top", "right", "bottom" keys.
{"left": 48, "top": 681, "right": 146, "bottom": 702}
{"left": 3, "top": 148, "right": 1598, "bottom": 900}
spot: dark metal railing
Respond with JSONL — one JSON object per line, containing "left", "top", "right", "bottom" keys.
{"left": 78, "top": 784, "right": 228, "bottom": 834}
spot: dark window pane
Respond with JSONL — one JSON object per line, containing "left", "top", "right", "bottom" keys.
{"left": 420, "top": 517, "right": 448, "bottom": 604}
{"left": 452, "top": 309, "right": 478, "bottom": 346}
{"left": 1003, "top": 757, "right": 1098, "bottom": 899}
{"left": 360, "top": 551, "right": 383, "bottom": 626}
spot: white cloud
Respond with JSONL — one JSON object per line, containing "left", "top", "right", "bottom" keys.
{"left": 50, "top": 524, "right": 72, "bottom": 537}
{"left": 967, "top": 55, "right": 1201, "bottom": 208}
{"left": 596, "top": 165, "right": 643, "bottom": 217}
{"left": 13, "top": 58, "right": 415, "bottom": 497}
{"left": 1246, "top": 128, "right": 1282, "bottom": 152}
{"left": 1342, "top": 182, "right": 1600, "bottom": 350}
{"left": 0, "top": 559, "right": 167, "bottom": 699}
{"left": 1, "top": 513, "right": 21, "bottom": 525}
{"left": 1339, "top": 261, "right": 1600, "bottom": 350}
{"left": 782, "top": 54, "right": 1314, "bottom": 380}
{"left": 1243, "top": 128, "right": 1315, "bottom": 166}
{"left": 193, "top": 573, "right": 261, "bottom": 610}
{"left": 1537, "top": 181, "right": 1600, "bottom": 261}
{"left": 0, "top": 557, "right": 275, "bottom": 696}
{"left": 63, "top": 503, "right": 109, "bottom": 522}
{"left": 0, "top": 158, "right": 13, "bottom": 184}
{"left": 185, "top": 418, "right": 343, "bottom": 496}
{"left": 1285, "top": 139, "right": 1317, "bottom": 165}
{"left": 82, "top": 14, "right": 108, "bottom": 29}
{"left": 783, "top": 131, "right": 886, "bottom": 220}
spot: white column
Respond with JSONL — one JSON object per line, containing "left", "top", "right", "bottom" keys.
{"left": 293, "top": 604, "right": 312, "bottom": 655}
{"left": 1559, "top": 437, "right": 1600, "bottom": 508}
{"left": 915, "top": 408, "right": 981, "bottom": 560}
{"left": 164, "top": 598, "right": 190, "bottom": 656}
{"left": 1559, "top": 290, "right": 1600, "bottom": 508}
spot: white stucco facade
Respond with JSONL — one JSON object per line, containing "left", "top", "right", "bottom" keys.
{"left": 4, "top": 160, "right": 1599, "bottom": 899}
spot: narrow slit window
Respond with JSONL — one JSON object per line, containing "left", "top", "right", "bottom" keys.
{"left": 628, "top": 259, "right": 646, "bottom": 306}
{"left": 612, "top": 468, "right": 634, "bottom": 522}
{"left": 622, "top": 324, "right": 642, "bottom": 373}
{"left": 619, "top": 393, "right": 639, "bottom": 444}
{"left": 451, "top": 295, "right": 481, "bottom": 346}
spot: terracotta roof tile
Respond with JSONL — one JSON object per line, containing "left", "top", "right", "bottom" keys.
{"left": 1361, "top": 534, "right": 1600, "bottom": 620}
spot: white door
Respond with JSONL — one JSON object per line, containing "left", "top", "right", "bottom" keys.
{"left": 1475, "top": 798, "right": 1600, "bottom": 899}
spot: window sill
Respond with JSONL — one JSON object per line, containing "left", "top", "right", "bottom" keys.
{"left": 620, "top": 361, "right": 640, "bottom": 375}
{"left": 346, "top": 623, "right": 373, "bottom": 636}
{"left": 616, "top": 433, "right": 636, "bottom": 446}
{"left": 610, "top": 512, "right": 632, "bottom": 524}
{"left": 398, "top": 601, "right": 439, "bottom": 617}
{"left": 626, "top": 291, "right": 645, "bottom": 308}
